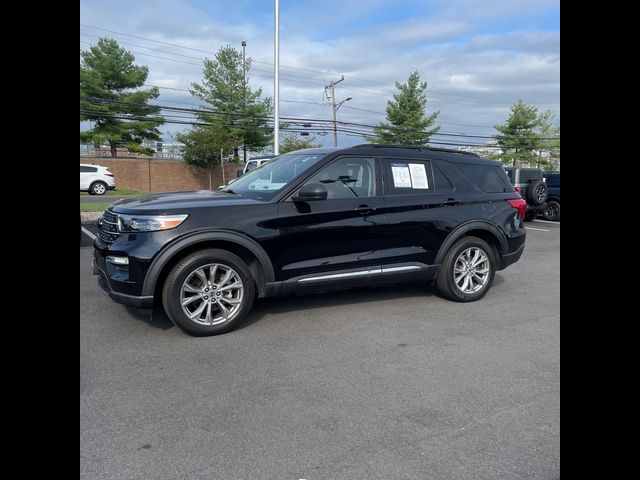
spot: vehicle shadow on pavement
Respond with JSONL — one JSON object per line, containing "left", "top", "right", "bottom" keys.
{"left": 125, "top": 307, "right": 175, "bottom": 331}
{"left": 238, "top": 282, "right": 438, "bottom": 330}
{"left": 122, "top": 275, "right": 505, "bottom": 334}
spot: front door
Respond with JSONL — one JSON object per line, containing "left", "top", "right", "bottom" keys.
{"left": 271, "top": 156, "right": 385, "bottom": 284}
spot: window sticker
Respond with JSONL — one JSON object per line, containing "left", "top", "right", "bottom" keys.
{"left": 408, "top": 163, "right": 429, "bottom": 189}
{"left": 391, "top": 162, "right": 412, "bottom": 188}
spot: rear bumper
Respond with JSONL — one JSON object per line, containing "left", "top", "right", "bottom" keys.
{"left": 108, "top": 185, "right": 116, "bottom": 191}
{"left": 500, "top": 243, "right": 525, "bottom": 270}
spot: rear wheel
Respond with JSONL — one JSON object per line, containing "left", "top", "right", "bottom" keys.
{"left": 162, "top": 249, "right": 256, "bottom": 336}
{"left": 542, "top": 201, "right": 560, "bottom": 221}
{"left": 436, "top": 236, "right": 496, "bottom": 302}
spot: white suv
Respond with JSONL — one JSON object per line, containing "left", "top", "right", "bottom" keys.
{"left": 80, "top": 164, "right": 116, "bottom": 195}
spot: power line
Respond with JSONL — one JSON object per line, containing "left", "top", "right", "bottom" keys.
{"left": 81, "top": 97, "right": 559, "bottom": 142}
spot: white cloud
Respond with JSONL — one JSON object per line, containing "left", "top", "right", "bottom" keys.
{"left": 80, "top": 0, "right": 560, "bottom": 147}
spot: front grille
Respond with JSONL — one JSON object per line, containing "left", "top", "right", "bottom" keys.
{"left": 97, "top": 210, "right": 121, "bottom": 243}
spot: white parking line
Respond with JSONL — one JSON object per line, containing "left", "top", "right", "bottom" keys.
{"left": 81, "top": 227, "right": 97, "bottom": 240}
{"left": 525, "top": 227, "right": 550, "bottom": 232}
{"left": 532, "top": 219, "right": 560, "bottom": 225}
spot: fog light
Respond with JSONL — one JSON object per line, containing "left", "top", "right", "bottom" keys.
{"left": 106, "top": 256, "right": 129, "bottom": 265}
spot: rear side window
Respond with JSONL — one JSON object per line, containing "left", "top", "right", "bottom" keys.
{"left": 80, "top": 166, "right": 97, "bottom": 173}
{"left": 518, "top": 169, "right": 542, "bottom": 183}
{"left": 456, "top": 164, "right": 510, "bottom": 193}
{"left": 383, "top": 158, "right": 434, "bottom": 195}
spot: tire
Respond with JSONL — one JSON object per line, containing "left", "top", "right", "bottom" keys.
{"left": 162, "top": 249, "right": 256, "bottom": 336}
{"left": 436, "top": 236, "right": 496, "bottom": 302}
{"left": 542, "top": 200, "right": 560, "bottom": 221}
{"left": 90, "top": 181, "right": 108, "bottom": 195}
{"left": 527, "top": 179, "right": 547, "bottom": 206}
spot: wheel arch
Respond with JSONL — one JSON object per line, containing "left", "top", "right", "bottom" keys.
{"left": 434, "top": 221, "right": 508, "bottom": 267}
{"left": 142, "top": 231, "right": 275, "bottom": 301}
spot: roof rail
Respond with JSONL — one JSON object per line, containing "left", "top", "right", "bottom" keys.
{"left": 351, "top": 143, "right": 480, "bottom": 157}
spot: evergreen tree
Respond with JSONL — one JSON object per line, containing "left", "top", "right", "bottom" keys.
{"left": 80, "top": 38, "right": 163, "bottom": 157}
{"left": 493, "top": 100, "right": 541, "bottom": 167}
{"left": 189, "top": 45, "right": 273, "bottom": 158}
{"left": 371, "top": 71, "right": 440, "bottom": 145}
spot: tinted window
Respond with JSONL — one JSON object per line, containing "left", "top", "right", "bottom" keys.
{"left": 519, "top": 169, "right": 542, "bottom": 183}
{"left": 383, "top": 158, "right": 434, "bottom": 195}
{"left": 80, "top": 166, "right": 97, "bottom": 173}
{"left": 432, "top": 163, "right": 454, "bottom": 193}
{"left": 457, "top": 164, "right": 510, "bottom": 193}
{"left": 303, "top": 157, "right": 376, "bottom": 199}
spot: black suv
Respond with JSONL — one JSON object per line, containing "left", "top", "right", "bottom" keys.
{"left": 504, "top": 167, "right": 548, "bottom": 221}
{"left": 93, "top": 145, "right": 526, "bottom": 336}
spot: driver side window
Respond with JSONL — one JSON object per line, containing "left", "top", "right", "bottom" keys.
{"left": 303, "top": 157, "right": 376, "bottom": 199}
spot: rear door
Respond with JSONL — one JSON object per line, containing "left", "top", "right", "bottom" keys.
{"left": 378, "top": 157, "right": 459, "bottom": 267}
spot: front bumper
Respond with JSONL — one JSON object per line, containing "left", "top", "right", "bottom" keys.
{"left": 92, "top": 249, "right": 154, "bottom": 309}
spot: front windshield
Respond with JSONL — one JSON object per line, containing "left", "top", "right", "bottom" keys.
{"left": 225, "top": 152, "right": 327, "bottom": 201}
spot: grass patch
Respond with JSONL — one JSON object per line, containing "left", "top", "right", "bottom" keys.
{"left": 81, "top": 203, "right": 109, "bottom": 212}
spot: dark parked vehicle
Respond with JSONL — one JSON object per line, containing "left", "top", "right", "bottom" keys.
{"left": 93, "top": 145, "right": 527, "bottom": 336}
{"left": 504, "top": 167, "right": 548, "bottom": 221}
{"left": 542, "top": 173, "right": 560, "bottom": 221}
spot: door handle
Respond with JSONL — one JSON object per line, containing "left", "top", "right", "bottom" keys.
{"left": 443, "top": 198, "right": 460, "bottom": 206}
{"left": 354, "top": 205, "right": 376, "bottom": 214}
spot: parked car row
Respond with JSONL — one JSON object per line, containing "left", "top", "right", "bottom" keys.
{"left": 504, "top": 167, "right": 560, "bottom": 221}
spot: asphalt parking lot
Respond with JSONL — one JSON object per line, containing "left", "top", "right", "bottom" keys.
{"left": 80, "top": 220, "right": 559, "bottom": 480}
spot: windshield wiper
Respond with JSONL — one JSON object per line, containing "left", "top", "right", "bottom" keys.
{"left": 221, "top": 188, "right": 237, "bottom": 194}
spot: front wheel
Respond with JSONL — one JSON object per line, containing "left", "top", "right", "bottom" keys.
{"left": 436, "top": 236, "right": 496, "bottom": 302}
{"left": 162, "top": 249, "right": 256, "bottom": 336}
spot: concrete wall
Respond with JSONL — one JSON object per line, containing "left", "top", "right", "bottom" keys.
{"left": 80, "top": 157, "right": 241, "bottom": 192}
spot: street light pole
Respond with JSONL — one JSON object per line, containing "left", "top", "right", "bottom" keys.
{"left": 273, "top": 0, "right": 280, "bottom": 155}
{"left": 241, "top": 40, "right": 247, "bottom": 163}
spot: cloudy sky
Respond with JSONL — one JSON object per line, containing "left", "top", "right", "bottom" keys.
{"left": 80, "top": 0, "right": 560, "bottom": 149}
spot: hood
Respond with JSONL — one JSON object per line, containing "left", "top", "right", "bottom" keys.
{"left": 109, "top": 190, "right": 264, "bottom": 214}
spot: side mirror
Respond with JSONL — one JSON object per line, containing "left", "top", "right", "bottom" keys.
{"left": 237, "top": 170, "right": 243, "bottom": 178}
{"left": 293, "top": 183, "right": 328, "bottom": 202}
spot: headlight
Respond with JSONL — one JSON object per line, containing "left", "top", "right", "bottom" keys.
{"left": 117, "top": 214, "right": 188, "bottom": 232}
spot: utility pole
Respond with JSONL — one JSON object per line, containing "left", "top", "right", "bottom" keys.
{"left": 242, "top": 40, "right": 247, "bottom": 163}
{"left": 325, "top": 76, "right": 351, "bottom": 148}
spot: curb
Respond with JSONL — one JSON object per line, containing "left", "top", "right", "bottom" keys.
{"left": 81, "top": 212, "right": 103, "bottom": 224}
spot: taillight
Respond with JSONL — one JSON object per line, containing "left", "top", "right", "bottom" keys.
{"left": 105, "top": 173, "right": 114, "bottom": 177}
{"left": 507, "top": 198, "right": 527, "bottom": 220}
